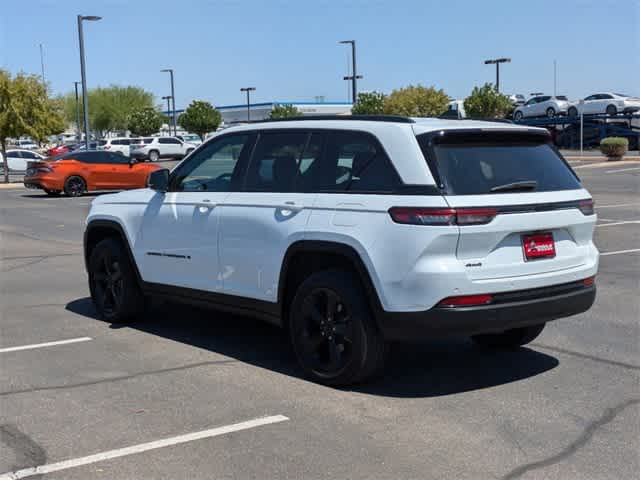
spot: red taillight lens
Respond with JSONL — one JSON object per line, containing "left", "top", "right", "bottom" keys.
{"left": 389, "top": 207, "right": 497, "bottom": 226}
{"left": 583, "top": 276, "right": 595, "bottom": 286}
{"left": 578, "top": 199, "right": 594, "bottom": 215}
{"left": 437, "top": 294, "right": 493, "bottom": 307}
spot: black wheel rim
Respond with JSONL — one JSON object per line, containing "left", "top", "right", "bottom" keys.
{"left": 297, "top": 288, "right": 355, "bottom": 375}
{"left": 67, "top": 177, "right": 84, "bottom": 196}
{"left": 92, "top": 251, "right": 124, "bottom": 316}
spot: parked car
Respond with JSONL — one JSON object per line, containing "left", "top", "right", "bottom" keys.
{"left": 16, "top": 139, "right": 38, "bottom": 150}
{"left": 513, "top": 95, "right": 570, "bottom": 120}
{"left": 507, "top": 94, "right": 526, "bottom": 106}
{"left": 568, "top": 93, "right": 640, "bottom": 117}
{"left": 0, "top": 149, "right": 46, "bottom": 172}
{"left": 23, "top": 150, "right": 161, "bottom": 197}
{"left": 47, "top": 143, "right": 78, "bottom": 157}
{"left": 177, "top": 134, "right": 203, "bottom": 146}
{"left": 98, "top": 137, "right": 133, "bottom": 156}
{"left": 83, "top": 116, "right": 598, "bottom": 386}
{"left": 72, "top": 142, "right": 101, "bottom": 151}
{"left": 130, "top": 136, "right": 197, "bottom": 162}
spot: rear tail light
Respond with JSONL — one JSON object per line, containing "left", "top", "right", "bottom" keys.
{"left": 389, "top": 207, "right": 497, "bottom": 226}
{"left": 103, "top": 145, "right": 111, "bottom": 150}
{"left": 437, "top": 294, "right": 493, "bottom": 307}
{"left": 578, "top": 199, "right": 595, "bottom": 215}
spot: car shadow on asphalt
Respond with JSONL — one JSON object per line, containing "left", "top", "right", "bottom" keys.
{"left": 20, "top": 192, "right": 113, "bottom": 199}
{"left": 66, "top": 297, "right": 559, "bottom": 398}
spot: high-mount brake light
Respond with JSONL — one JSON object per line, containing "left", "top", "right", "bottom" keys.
{"left": 388, "top": 207, "right": 497, "bottom": 226}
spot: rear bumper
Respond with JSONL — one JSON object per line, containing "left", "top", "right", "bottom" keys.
{"left": 379, "top": 282, "right": 596, "bottom": 341}
{"left": 23, "top": 177, "right": 62, "bottom": 191}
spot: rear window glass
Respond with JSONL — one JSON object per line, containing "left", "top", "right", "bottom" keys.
{"left": 418, "top": 132, "right": 581, "bottom": 195}
{"left": 556, "top": 96, "right": 568, "bottom": 101}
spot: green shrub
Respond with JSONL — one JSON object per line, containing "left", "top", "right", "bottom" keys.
{"left": 600, "top": 137, "right": 628, "bottom": 160}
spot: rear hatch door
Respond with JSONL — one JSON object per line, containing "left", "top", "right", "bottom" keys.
{"left": 418, "top": 129, "right": 596, "bottom": 281}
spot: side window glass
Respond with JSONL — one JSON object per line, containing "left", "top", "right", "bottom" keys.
{"left": 172, "top": 135, "right": 250, "bottom": 192}
{"left": 314, "top": 131, "right": 399, "bottom": 193}
{"left": 245, "top": 132, "right": 308, "bottom": 192}
{"left": 110, "top": 152, "right": 129, "bottom": 164}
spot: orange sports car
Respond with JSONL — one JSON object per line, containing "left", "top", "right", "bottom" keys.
{"left": 23, "top": 150, "right": 161, "bottom": 196}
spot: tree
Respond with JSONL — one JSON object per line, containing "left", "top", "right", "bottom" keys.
{"left": 178, "top": 101, "right": 222, "bottom": 140}
{"left": 0, "top": 70, "right": 65, "bottom": 182}
{"left": 59, "top": 85, "right": 154, "bottom": 136}
{"left": 128, "top": 107, "right": 164, "bottom": 136}
{"left": 352, "top": 91, "right": 386, "bottom": 115}
{"left": 383, "top": 85, "right": 449, "bottom": 117}
{"left": 269, "top": 104, "right": 301, "bottom": 119}
{"left": 463, "top": 83, "right": 514, "bottom": 118}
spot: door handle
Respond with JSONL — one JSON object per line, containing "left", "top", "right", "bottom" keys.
{"left": 278, "top": 201, "right": 303, "bottom": 212}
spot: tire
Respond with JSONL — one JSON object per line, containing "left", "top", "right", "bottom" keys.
{"left": 63, "top": 175, "right": 86, "bottom": 197}
{"left": 88, "top": 238, "right": 145, "bottom": 323}
{"left": 44, "top": 189, "right": 61, "bottom": 196}
{"left": 606, "top": 104, "right": 617, "bottom": 116}
{"left": 289, "top": 269, "right": 387, "bottom": 386}
{"left": 513, "top": 110, "right": 523, "bottom": 121}
{"left": 568, "top": 106, "right": 578, "bottom": 117}
{"left": 148, "top": 150, "right": 159, "bottom": 162}
{"left": 471, "top": 323, "right": 546, "bottom": 349}
{"left": 546, "top": 107, "right": 556, "bottom": 118}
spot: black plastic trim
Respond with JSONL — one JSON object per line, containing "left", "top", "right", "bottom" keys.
{"left": 379, "top": 285, "right": 596, "bottom": 341}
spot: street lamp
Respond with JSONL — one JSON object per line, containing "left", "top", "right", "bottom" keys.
{"left": 161, "top": 69, "right": 177, "bottom": 135}
{"left": 240, "top": 87, "right": 256, "bottom": 122}
{"left": 162, "top": 95, "right": 172, "bottom": 133}
{"left": 484, "top": 57, "right": 511, "bottom": 93}
{"left": 74, "top": 81, "right": 82, "bottom": 141}
{"left": 339, "top": 40, "right": 362, "bottom": 104}
{"left": 77, "top": 14, "right": 101, "bottom": 150}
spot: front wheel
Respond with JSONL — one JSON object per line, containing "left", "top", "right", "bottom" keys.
{"left": 289, "top": 269, "right": 387, "bottom": 386}
{"left": 148, "top": 150, "right": 159, "bottom": 162}
{"left": 471, "top": 323, "right": 546, "bottom": 349}
{"left": 606, "top": 104, "right": 617, "bottom": 116}
{"left": 513, "top": 110, "right": 523, "bottom": 121}
{"left": 568, "top": 106, "right": 578, "bottom": 117}
{"left": 88, "top": 238, "right": 144, "bottom": 323}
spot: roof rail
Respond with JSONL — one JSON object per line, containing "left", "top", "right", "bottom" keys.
{"left": 250, "top": 115, "right": 415, "bottom": 124}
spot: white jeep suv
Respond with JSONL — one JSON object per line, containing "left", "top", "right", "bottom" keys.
{"left": 84, "top": 116, "right": 598, "bottom": 385}
{"left": 129, "top": 136, "right": 197, "bottom": 162}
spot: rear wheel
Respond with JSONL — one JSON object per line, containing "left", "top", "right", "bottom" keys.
{"left": 148, "top": 150, "right": 159, "bottom": 162}
{"left": 513, "top": 110, "right": 523, "bottom": 121}
{"left": 568, "top": 106, "right": 578, "bottom": 117}
{"left": 64, "top": 175, "right": 85, "bottom": 197}
{"left": 289, "top": 269, "right": 387, "bottom": 386}
{"left": 606, "top": 104, "right": 617, "bottom": 116}
{"left": 471, "top": 323, "right": 546, "bottom": 349}
{"left": 546, "top": 107, "right": 556, "bottom": 118}
{"left": 88, "top": 238, "right": 144, "bottom": 323}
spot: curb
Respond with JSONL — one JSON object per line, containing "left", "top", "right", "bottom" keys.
{"left": 0, "top": 183, "right": 25, "bottom": 189}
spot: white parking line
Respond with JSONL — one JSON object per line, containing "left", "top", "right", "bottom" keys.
{"left": 600, "top": 249, "right": 640, "bottom": 256}
{"left": 0, "top": 337, "right": 92, "bottom": 354}
{"left": 0, "top": 415, "right": 289, "bottom": 480}
{"left": 596, "top": 203, "right": 640, "bottom": 209}
{"left": 595, "top": 220, "right": 640, "bottom": 228}
{"left": 605, "top": 167, "right": 640, "bottom": 174}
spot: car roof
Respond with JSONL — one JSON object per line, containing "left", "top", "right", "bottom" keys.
{"left": 218, "top": 116, "right": 543, "bottom": 136}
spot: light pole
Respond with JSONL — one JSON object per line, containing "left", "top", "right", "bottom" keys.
{"left": 161, "top": 69, "right": 176, "bottom": 135}
{"left": 240, "top": 87, "right": 255, "bottom": 122}
{"left": 77, "top": 14, "right": 101, "bottom": 150}
{"left": 162, "top": 95, "right": 172, "bottom": 133}
{"left": 339, "top": 40, "right": 362, "bottom": 103}
{"left": 39, "top": 43, "right": 45, "bottom": 84}
{"left": 74, "top": 81, "right": 82, "bottom": 141}
{"left": 484, "top": 57, "right": 511, "bottom": 93}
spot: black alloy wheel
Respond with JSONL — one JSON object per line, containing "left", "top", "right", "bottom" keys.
{"left": 290, "top": 269, "right": 386, "bottom": 386}
{"left": 64, "top": 175, "right": 85, "bottom": 197}
{"left": 89, "top": 238, "right": 144, "bottom": 323}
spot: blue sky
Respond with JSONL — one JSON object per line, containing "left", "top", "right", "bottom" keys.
{"left": 2, "top": 0, "right": 639, "bottom": 109}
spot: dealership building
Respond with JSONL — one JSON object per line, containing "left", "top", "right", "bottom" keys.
{"left": 167, "top": 100, "right": 353, "bottom": 126}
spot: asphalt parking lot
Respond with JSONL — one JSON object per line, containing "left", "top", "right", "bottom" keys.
{"left": 0, "top": 160, "right": 638, "bottom": 479}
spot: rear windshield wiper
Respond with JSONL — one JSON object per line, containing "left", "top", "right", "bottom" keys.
{"left": 490, "top": 180, "right": 538, "bottom": 193}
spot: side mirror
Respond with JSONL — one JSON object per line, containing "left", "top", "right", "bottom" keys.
{"left": 148, "top": 168, "right": 170, "bottom": 192}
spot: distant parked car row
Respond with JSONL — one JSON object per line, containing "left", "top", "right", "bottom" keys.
{"left": 0, "top": 149, "right": 46, "bottom": 172}
{"left": 513, "top": 92, "right": 640, "bottom": 120}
